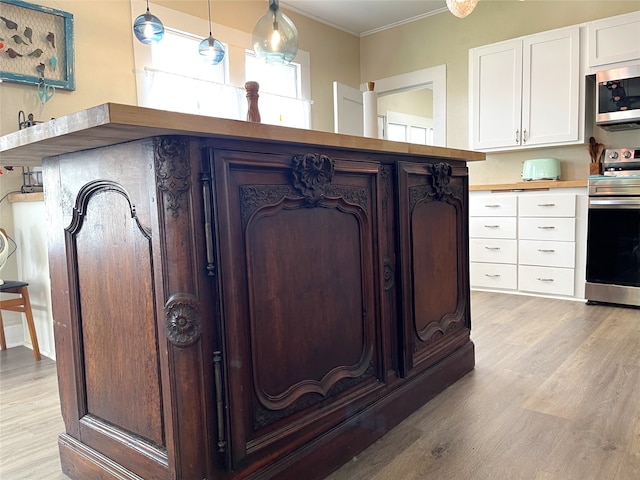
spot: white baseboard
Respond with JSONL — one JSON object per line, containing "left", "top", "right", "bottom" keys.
{"left": 2, "top": 324, "right": 55, "bottom": 360}
{"left": 3, "top": 324, "right": 25, "bottom": 348}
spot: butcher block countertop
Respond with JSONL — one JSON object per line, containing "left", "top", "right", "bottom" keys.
{"left": 0, "top": 103, "right": 485, "bottom": 167}
{"left": 470, "top": 180, "right": 587, "bottom": 191}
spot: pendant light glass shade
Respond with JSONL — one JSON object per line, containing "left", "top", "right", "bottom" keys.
{"left": 446, "top": 0, "right": 479, "bottom": 18}
{"left": 198, "top": 0, "right": 225, "bottom": 64}
{"left": 199, "top": 35, "right": 225, "bottom": 65}
{"left": 133, "top": 1, "right": 164, "bottom": 44}
{"left": 252, "top": 0, "right": 298, "bottom": 64}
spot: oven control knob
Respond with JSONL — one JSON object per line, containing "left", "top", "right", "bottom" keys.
{"left": 623, "top": 151, "right": 632, "bottom": 159}
{"left": 609, "top": 151, "right": 619, "bottom": 159}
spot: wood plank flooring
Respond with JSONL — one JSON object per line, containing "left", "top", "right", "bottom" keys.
{"left": 1, "top": 291, "right": 639, "bottom": 480}
{"left": 0, "top": 345, "right": 66, "bottom": 479}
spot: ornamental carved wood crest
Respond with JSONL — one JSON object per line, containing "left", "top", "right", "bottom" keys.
{"left": 291, "top": 153, "right": 335, "bottom": 206}
{"left": 155, "top": 136, "right": 191, "bottom": 218}
{"left": 429, "top": 162, "right": 453, "bottom": 200}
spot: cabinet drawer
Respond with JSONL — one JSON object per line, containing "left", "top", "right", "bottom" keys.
{"left": 518, "top": 217, "right": 575, "bottom": 241}
{"left": 518, "top": 265, "right": 574, "bottom": 296}
{"left": 471, "top": 262, "right": 517, "bottom": 290}
{"left": 470, "top": 217, "right": 517, "bottom": 239}
{"left": 470, "top": 238, "right": 517, "bottom": 264}
{"left": 469, "top": 195, "right": 517, "bottom": 217}
{"left": 518, "top": 194, "right": 575, "bottom": 217}
{"left": 519, "top": 240, "right": 575, "bottom": 268}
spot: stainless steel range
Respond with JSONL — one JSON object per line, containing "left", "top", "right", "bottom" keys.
{"left": 586, "top": 148, "right": 640, "bottom": 307}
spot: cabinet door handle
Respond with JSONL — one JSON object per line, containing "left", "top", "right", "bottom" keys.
{"left": 485, "top": 274, "right": 501, "bottom": 278}
{"left": 212, "top": 351, "right": 227, "bottom": 453}
{"left": 537, "top": 277, "right": 555, "bottom": 282}
{"left": 537, "top": 249, "right": 556, "bottom": 253}
{"left": 484, "top": 224, "right": 500, "bottom": 228}
{"left": 485, "top": 204, "right": 501, "bottom": 208}
{"left": 537, "top": 226, "right": 556, "bottom": 229}
{"left": 484, "top": 246, "right": 501, "bottom": 251}
{"left": 537, "top": 203, "right": 556, "bottom": 207}
{"left": 523, "top": 129, "right": 528, "bottom": 143}
{"left": 515, "top": 129, "right": 520, "bottom": 143}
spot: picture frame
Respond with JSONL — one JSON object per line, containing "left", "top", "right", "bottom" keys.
{"left": 0, "top": 0, "right": 75, "bottom": 90}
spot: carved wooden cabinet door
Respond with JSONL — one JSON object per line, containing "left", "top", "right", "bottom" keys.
{"left": 396, "top": 161, "right": 471, "bottom": 376}
{"left": 208, "top": 149, "right": 388, "bottom": 472}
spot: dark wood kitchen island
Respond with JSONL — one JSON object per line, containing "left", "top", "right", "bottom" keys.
{"left": 0, "top": 104, "right": 484, "bottom": 480}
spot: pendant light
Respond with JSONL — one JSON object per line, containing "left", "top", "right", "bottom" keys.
{"left": 446, "top": 0, "right": 479, "bottom": 18}
{"left": 133, "top": 0, "right": 164, "bottom": 44}
{"left": 198, "top": 0, "right": 225, "bottom": 65}
{"left": 252, "top": 0, "right": 298, "bottom": 64}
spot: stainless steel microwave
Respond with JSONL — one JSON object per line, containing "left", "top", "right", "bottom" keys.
{"left": 596, "top": 65, "right": 640, "bottom": 131}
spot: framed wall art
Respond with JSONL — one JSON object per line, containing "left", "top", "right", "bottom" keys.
{"left": 0, "top": 0, "right": 75, "bottom": 90}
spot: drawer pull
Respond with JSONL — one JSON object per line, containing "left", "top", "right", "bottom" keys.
{"left": 536, "top": 277, "right": 555, "bottom": 282}
{"left": 537, "top": 249, "right": 556, "bottom": 253}
{"left": 537, "top": 203, "right": 556, "bottom": 207}
{"left": 484, "top": 246, "right": 501, "bottom": 251}
{"left": 484, "top": 204, "right": 501, "bottom": 208}
{"left": 484, "top": 225, "right": 500, "bottom": 228}
{"left": 537, "top": 226, "right": 556, "bottom": 230}
{"left": 485, "top": 274, "right": 501, "bottom": 278}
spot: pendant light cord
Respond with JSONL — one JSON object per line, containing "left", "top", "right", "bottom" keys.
{"left": 207, "top": 0, "right": 212, "bottom": 36}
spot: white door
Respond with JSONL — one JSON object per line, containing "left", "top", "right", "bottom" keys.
{"left": 470, "top": 39, "right": 522, "bottom": 150}
{"left": 333, "top": 82, "right": 363, "bottom": 136}
{"left": 522, "top": 26, "right": 579, "bottom": 146}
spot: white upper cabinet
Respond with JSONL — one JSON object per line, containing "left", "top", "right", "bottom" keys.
{"left": 587, "top": 11, "right": 640, "bottom": 70}
{"left": 470, "top": 39, "right": 522, "bottom": 150}
{"left": 470, "top": 26, "right": 581, "bottom": 152}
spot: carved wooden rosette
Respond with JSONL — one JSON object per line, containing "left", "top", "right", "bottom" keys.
{"left": 155, "top": 137, "right": 191, "bottom": 218}
{"left": 165, "top": 293, "right": 202, "bottom": 347}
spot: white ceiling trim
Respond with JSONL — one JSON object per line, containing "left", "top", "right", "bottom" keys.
{"left": 281, "top": 2, "right": 449, "bottom": 38}
{"left": 281, "top": 2, "right": 361, "bottom": 36}
{"left": 360, "top": 8, "right": 448, "bottom": 37}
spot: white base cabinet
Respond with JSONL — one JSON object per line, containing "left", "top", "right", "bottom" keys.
{"left": 470, "top": 189, "right": 587, "bottom": 300}
{"left": 518, "top": 266, "right": 575, "bottom": 296}
{"left": 469, "top": 195, "right": 518, "bottom": 291}
{"left": 517, "top": 194, "right": 576, "bottom": 296}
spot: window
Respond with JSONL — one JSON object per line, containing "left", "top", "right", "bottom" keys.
{"left": 245, "top": 52, "right": 310, "bottom": 129}
{"left": 384, "top": 112, "right": 434, "bottom": 146}
{"left": 137, "top": 29, "right": 243, "bottom": 120}
{"left": 151, "top": 29, "right": 225, "bottom": 83}
{"left": 131, "top": 2, "right": 312, "bottom": 128}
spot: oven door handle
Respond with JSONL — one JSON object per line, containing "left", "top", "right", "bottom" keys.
{"left": 589, "top": 198, "right": 640, "bottom": 209}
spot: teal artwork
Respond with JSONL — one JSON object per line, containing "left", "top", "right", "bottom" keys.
{"left": 0, "top": 0, "right": 75, "bottom": 90}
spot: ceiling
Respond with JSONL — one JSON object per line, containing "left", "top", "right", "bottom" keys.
{"left": 281, "top": 1, "right": 449, "bottom": 36}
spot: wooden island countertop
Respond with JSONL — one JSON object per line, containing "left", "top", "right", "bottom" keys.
{"left": 470, "top": 179, "right": 587, "bottom": 191}
{"left": 0, "top": 103, "right": 485, "bottom": 167}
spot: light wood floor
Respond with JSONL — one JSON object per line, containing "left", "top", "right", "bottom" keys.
{"left": 1, "top": 291, "right": 639, "bottom": 480}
